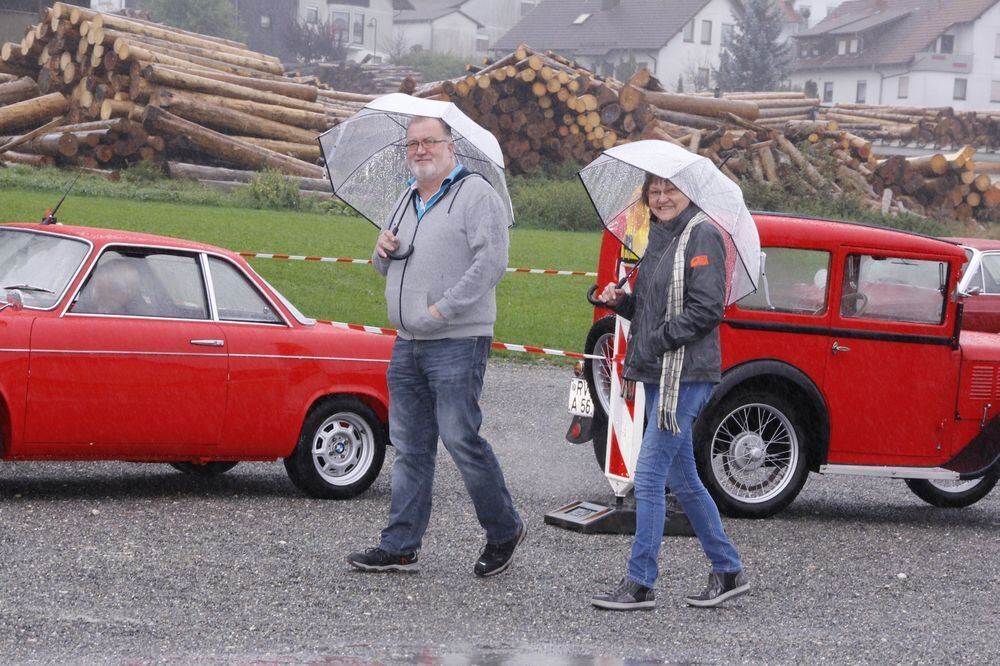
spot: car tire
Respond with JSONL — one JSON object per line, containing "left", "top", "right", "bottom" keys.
{"left": 584, "top": 315, "right": 616, "bottom": 470}
{"left": 696, "top": 388, "right": 809, "bottom": 518}
{"left": 904, "top": 473, "right": 997, "bottom": 508}
{"left": 283, "top": 396, "right": 387, "bottom": 500}
{"left": 169, "top": 461, "right": 239, "bottom": 476}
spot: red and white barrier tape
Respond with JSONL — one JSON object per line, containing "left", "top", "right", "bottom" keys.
{"left": 239, "top": 252, "right": 596, "bottom": 277}
{"left": 317, "top": 319, "right": 603, "bottom": 361}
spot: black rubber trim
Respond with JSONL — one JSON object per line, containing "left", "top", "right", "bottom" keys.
{"left": 723, "top": 319, "right": 954, "bottom": 346}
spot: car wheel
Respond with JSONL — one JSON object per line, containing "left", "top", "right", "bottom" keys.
{"left": 904, "top": 473, "right": 997, "bottom": 508}
{"left": 585, "top": 315, "right": 616, "bottom": 470}
{"left": 169, "top": 461, "right": 239, "bottom": 476}
{"left": 696, "top": 389, "right": 809, "bottom": 518}
{"left": 283, "top": 397, "right": 387, "bottom": 499}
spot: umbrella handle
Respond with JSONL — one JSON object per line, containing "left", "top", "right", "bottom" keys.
{"left": 587, "top": 274, "right": 630, "bottom": 306}
{"left": 385, "top": 245, "right": 414, "bottom": 261}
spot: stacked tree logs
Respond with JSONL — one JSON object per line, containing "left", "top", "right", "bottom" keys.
{"left": 816, "top": 103, "right": 1000, "bottom": 150}
{"left": 313, "top": 61, "right": 422, "bottom": 94}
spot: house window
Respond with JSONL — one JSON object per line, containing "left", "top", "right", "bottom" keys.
{"left": 701, "top": 20, "right": 712, "bottom": 44}
{"left": 260, "top": 15, "right": 271, "bottom": 29}
{"left": 823, "top": 81, "right": 833, "bottom": 102}
{"left": 331, "top": 11, "right": 350, "bottom": 41}
{"left": 683, "top": 20, "right": 694, "bottom": 42}
{"left": 722, "top": 23, "right": 735, "bottom": 47}
{"left": 991, "top": 80, "right": 1000, "bottom": 103}
{"left": 476, "top": 34, "right": 490, "bottom": 52}
{"left": 352, "top": 13, "right": 364, "bottom": 44}
{"left": 940, "top": 34, "right": 954, "bottom": 54}
{"left": 305, "top": 6, "right": 319, "bottom": 24}
{"left": 697, "top": 67, "right": 710, "bottom": 89}
{"left": 995, "top": 33, "right": 1000, "bottom": 57}
{"left": 954, "top": 77, "right": 967, "bottom": 100}
{"left": 849, "top": 38, "right": 859, "bottom": 54}
{"left": 573, "top": 13, "right": 591, "bottom": 24}
{"left": 837, "top": 39, "right": 847, "bottom": 55}
{"left": 898, "top": 75, "right": 908, "bottom": 99}
{"left": 856, "top": 80, "right": 866, "bottom": 103}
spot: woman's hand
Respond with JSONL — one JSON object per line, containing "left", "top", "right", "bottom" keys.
{"left": 598, "top": 282, "right": 626, "bottom": 306}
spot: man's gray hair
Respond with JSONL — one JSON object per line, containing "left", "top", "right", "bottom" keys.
{"left": 408, "top": 116, "right": 452, "bottom": 139}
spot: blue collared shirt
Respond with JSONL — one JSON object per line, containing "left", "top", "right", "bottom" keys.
{"left": 408, "top": 163, "right": 465, "bottom": 220}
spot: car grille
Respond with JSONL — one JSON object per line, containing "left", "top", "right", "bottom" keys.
{"left": 969, "top": 365, "right": 999, "bottom": 400}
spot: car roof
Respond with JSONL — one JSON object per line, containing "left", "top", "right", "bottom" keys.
{"left": 752, "top": 212, "right": 968, "bottom": 260}
{"left": 0, "top": 222, "right": 240, "bottom": 260}
{"left": 941, "top": 236, "right": 1000, "bottom": 252}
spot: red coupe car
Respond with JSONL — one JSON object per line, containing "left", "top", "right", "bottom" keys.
{"left": 0, "top": 222, "right": 393, "bottom": 499}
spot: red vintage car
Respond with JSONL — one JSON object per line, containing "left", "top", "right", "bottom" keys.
{"left": 576, "top": 213, "right": 1000, "bottom": 517}
{"left": 0, "top": 222, "right": 393, "bottom": 499}
{"left": 946, "top": 236, "right": 1000, "bottom": 333}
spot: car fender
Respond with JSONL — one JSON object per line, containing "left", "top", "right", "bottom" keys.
{"left": 696, "top": 358, "right": 831, "bottom": 469}
{"left": 291, "top": 384, "right": 391, "bottom": 453}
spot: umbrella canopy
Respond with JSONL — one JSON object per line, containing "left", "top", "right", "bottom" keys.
{"left": 319, "top": 93, "right": 514, "bottom": 228}
{"left": 579, "top": 140, "right": 760, "bottom": 304}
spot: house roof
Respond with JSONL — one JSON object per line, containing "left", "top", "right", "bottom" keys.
{"left": 394, "top": 1, "right": 475, "bottom": 24}
{"left": 493, "top": 0, "right": 718, "bottom": 54}
{"left": 773, "top": 0, "right": 803, "bottom": 24}
{"left": 793, "top": 0, "right": 999, "bottom": 70}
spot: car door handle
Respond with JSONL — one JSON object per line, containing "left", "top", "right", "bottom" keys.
{"left": 832, "top": 341, "right": 850, "bottom": 354}
{"left": 190, "top": 339, "right": 225, "bottom": 347}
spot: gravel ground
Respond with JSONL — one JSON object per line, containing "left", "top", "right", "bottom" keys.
{"left": 0, "top": 361, "right": 997, "bottom": 665}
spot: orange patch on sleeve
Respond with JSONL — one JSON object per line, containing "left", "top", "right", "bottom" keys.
{"left": 690, "top": 255, "right": 710, "bottom": 268}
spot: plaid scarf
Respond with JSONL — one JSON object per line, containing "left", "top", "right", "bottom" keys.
{"left": 657, "top": 212, "right": 707, "bottom": 433}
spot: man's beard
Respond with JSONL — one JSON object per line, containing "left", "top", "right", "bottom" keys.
{"left": 408, "top": 158, "right": 443, "bottom": 182}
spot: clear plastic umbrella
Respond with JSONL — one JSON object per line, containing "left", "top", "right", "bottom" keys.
{"left": 318, "top": 93, "right": 514, "bottom": 229}
{"left": 579, "top": 140, "right": 760, "bottom": 304}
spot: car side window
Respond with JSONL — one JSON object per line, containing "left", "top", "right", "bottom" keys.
{"left": 979, "top": 253, "right": 1000, "bottom": 294}
{"left": 71, "top": 250, "right": 209, "bottom": 319}
{"left": 736, "top": 248, "right": 830, "bottom": 314}
{"left": 208, "top": 257, "right": 282, "bottom": 324}
{"left": 841, "top": 254, "right": 946, "bottom": 325}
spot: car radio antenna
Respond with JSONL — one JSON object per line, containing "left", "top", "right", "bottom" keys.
{"left": 41, "top": 171, "right": 83, "bottom": 225}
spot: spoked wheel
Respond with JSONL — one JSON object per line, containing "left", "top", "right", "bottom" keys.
{"left": 697, "top": 389, "right": 809, "bottom": 518}
{"left": 284, "top": 397, "right": 387, "bottom": 499}
{"left": 584, "top": 316, "right": 616, "bottom": 470}
{"left": 905, "top": 473, "right": 997, "bottom": 508}
{"left": 169, "top": 461, "right": 239, "bottom": 476}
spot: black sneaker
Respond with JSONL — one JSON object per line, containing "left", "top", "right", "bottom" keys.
{"left": 474, "top": 523, "right": 527, "bottom": 577}
{"left": 684, "top": 570, "right": 750, "bottom": 607}
{"left": 346, "top": 547, "right": 419, "bottom": 573}
{"left": 591, "top": 577, "right": 656, "bottom": 611}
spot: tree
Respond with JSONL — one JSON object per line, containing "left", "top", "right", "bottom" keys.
{"left": 715, "top": 0, "right": 790, "bottom": 92}
{"left": 142, "top": 0, "right": 243, "bottom": 41}
{"left": 286, "top": 20, "right": 348, "bottom": 62}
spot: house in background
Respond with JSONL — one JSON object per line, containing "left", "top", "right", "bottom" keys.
{"left": 493, "top": 0, "right": 742, "bottom": 92}
{"left": 790, "top": 0, "right": 1000, "bottom": 111}
{"left": 1, "top": 0, "right": 87, "bottom": 43}
{"left": 297, "top": 0, "right": 413, "bottom": 61}
{"left": 393, "top": 0, "right": 540, "bottom": 57}
{"left": 236, "top": 0, "right": 299, "bottom": 63}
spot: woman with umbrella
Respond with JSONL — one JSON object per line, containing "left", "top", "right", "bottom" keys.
{"left": 586, "top": 142, "right": 755, "bottom": 611}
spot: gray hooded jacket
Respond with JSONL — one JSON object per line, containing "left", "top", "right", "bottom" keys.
{"left": 614, "top": 205, "right": 726, "bottom": 384}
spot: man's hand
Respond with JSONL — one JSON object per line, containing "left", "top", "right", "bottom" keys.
{"left": 598, "top": 282, "right": 625, "bottom": 306}
{"left": 429, "top": 304, "right": 444, "bottom": 319}
{"left": 375, "top": 229, "right": 400, "bottom": 258}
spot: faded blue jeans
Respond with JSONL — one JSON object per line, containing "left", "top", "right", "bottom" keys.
{"left": 627, "top": 381, "right": 742, "bottom": 589}
{"left": 378, "top": 336, "right": 522, "bottom": 555}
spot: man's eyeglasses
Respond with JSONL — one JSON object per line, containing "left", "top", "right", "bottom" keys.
{"left": 404, "top": 138, "right": 451, "bottom": 151}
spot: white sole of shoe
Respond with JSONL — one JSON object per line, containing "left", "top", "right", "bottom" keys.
{"left": 347, "top": 561, "right": 420, "bottom": 573}
{"left": 684, "top": 582, "right": 750, "bottom": 608}
{"left": 591, "top": 598, "right": 656, "bottom": 611}
{"left": 475, "top": 524, "right": 528, "bottom": 577}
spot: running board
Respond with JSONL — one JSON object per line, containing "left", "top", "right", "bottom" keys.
{"left": 819, "top": 464, "right": 959, "bottom": 480}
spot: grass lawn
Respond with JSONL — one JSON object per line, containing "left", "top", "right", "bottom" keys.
{"left": 1, "top": 188, "right": 603, "bottom": 360}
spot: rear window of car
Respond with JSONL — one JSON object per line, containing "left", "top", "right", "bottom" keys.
{"left": 736, "top": 248, "right": 830, "bottom": 315}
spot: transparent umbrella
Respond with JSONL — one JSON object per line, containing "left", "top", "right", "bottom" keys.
{"left": 318, "top": 93, "right": 514, "bottom": 232}
{"left": 579, "top": 140, "right": 760, "bottom": 304}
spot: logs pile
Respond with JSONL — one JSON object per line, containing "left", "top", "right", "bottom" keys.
{"left": 0, "top": 2, "right": 370, "bottom": 178}
{"left": 816, "top": 103, "right": 1000, "bottom": 150}
{"left": 313, "top": 61, "right": 422, "bottom": 94}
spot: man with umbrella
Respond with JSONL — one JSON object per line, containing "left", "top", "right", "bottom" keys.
{"left": 336, "top": 103, "right": 526, "bottom": 577}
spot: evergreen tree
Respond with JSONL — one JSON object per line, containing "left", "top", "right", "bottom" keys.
{"left": 715, "top": 0, "right": 790, "bottom": 92}
{"left": 142, "top": 0, "right": 243, "bottom": 41}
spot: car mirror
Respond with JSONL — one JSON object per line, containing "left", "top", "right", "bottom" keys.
{"left": 965, "top": 286, "right": 982, "bottom": 296}
{"left": 0, "top": 289, "right": 24, "bottom": 313}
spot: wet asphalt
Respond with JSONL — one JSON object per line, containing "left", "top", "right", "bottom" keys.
{"left": 0, "top": 361, "right": 997, "bottom": 665}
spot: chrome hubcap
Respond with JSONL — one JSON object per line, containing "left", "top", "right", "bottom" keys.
{"left": 712, "top": 402, "right": 799, "bottom": 504}
{"left": 311, "top": 411, "right": 375, "bottom": 486}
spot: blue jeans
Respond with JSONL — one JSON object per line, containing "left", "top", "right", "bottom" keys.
{"left": 378, "top": 336, "right": 521, "bottom": 554}
{"left": 627, "top": 382, "right": 742, "bottom": 589}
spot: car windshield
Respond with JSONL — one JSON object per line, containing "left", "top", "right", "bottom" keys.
{"left": 0, "top": 229, "right": 90, "bottom": 309}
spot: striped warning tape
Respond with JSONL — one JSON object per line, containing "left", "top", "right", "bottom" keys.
{"left": 317, "top": 319, "right": 604, "bottom": 361}
{"left": 239, "top": 252, "right": 597, "bottom": 277}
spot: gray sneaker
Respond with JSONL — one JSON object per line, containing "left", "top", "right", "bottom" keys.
{"left": 591, "top": 577, "right": 656, "bottom": 611}
{"left": 684, "top": 570, "right": 750, "bottom": 607}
